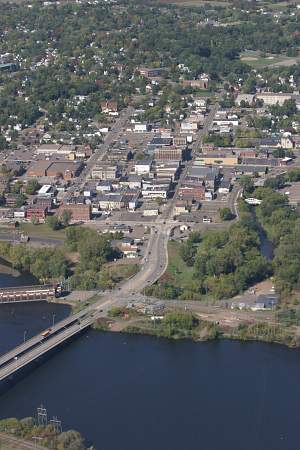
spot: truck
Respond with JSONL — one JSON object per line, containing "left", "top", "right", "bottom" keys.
{"left": 41, "top": 328, "right": 52, "bottom": 339}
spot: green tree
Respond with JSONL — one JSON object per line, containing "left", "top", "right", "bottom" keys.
{"left": 219, "top": 207, "right": 235, "bottom": 221}
{"left": 25, "top": 179, "right": 40, "bottom": 195}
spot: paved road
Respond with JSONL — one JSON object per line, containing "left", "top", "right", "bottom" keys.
{"left": 64, "top": 107, "right": 134, "bottom": 200}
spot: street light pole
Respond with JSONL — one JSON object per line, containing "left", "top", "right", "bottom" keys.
{"left": 52, "top": 313, "right": 56, "bottom": 328}
{"left": 23, "top": 330, "right": 27, "bottom": 343}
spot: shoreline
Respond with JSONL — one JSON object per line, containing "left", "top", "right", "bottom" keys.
{"left": 92, "top": 314, "right": 300, "bottom": 349}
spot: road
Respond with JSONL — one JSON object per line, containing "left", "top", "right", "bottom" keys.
{"left": 64, "top": 106, "right": 134, "bottom": 200}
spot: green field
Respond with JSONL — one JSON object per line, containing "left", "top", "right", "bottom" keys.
{"left": 240, "top": 51, "right": 290, "bottom": 68}
{"left": 19, "top": 223, "right": 66, "bottom": 240}
{"left": 161, "top": 240, "right": 195, "bottom": 288}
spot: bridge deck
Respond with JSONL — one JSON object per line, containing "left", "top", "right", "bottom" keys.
{"left": 0, "top": 308, "right": 94, "bottom": 380}
{"left": 0, "top": 315, "right": 94, "bottom": 382}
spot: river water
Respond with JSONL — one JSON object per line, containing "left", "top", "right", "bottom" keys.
{"left": 0, "top": 245, "right": 298, "bottom": 450}
{"left": 0, "top": 303, "right": 300, "bottom": 450}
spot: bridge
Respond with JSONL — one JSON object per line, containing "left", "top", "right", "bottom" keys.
{"left": 0, "top": 307, "right": 97, "bottom": 383}
{"left": 0, "top": 285, "right": 59, "bottom": 304}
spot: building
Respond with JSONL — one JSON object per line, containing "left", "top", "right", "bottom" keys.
{"left": 150, "top": 137, "right": 173, "bottom": 147}
{"left": 197, "top": 154, "right": 238, "bottom": 166}
{"left": 134, "top": 123, "right": 150, "bottom": 133}
{"left": 37, "top": 185, "right": 55, "bottom": 197}
{"left": 155, "top": 162, "right": 181, "bottom": 181}
{"left": 177, "top": 185, "right": 205, "bottom": 202}
{"left": 47, "top": 161, "right": 83, "bottom": 180}
{"left": 139, "top": 67, "right": 166, "bottom": 78}
{"left": 235, "top": 94, "right": 255, "bottom": 106}
{"left": 26, "top": 205, "right": 48, "bottom": 221}
{"left": 57, "top": 203, "right": 91, "bottom": 221}
{"left": 218, "top": 179, "right": 231, "bottom": 194}
{"left": 256, "top": 92, "right": 292, "bottom": 106}
{"left": 27, "top": 161, "right": 83, "bottom": 180}
{"left": 181, "top": 77, "right": 209, "bottom": 89}
{"left": 154, "top": 147, "right": 183, "bottom": 162}
{"left": 281, "top": 135, "right": 295, "bottom": 149}
{"left": 143, "top": 203, "right": 160, "bottom": 216}
{"left": 91, "top": 164, "right": 119, "bottom": 180}
{"left": 100, "top": 100, "right": 118, "bottom": 113}
{"left": 27, "top": 161, "right": 51, "bottom": 177}
{"left": 135, "top": 159, "right": 153, "bottom": 176}
{"left": 181, "top": 121, "right": 198, "bottom": 133}
{"left": 98, "top": 194, "right": 124, "bottom": 210}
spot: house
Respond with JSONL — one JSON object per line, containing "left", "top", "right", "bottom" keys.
{"left": 139, "top": 67, "right": 166, "bottom": 78}
{"left": 259, "top": 137, "right": 280, "bottom": 148}
{"left": 281, "top": 135, "right": 295, "bottom": 149}
{"left": 100, "top": 100, "right": 118, "bottom": 113}
{"left": 135, "top": 159, "right": 153, "bottom": 176}
{"left": 4, "top": 193, "right": 19, "bottom": 207}
{"left": 181, "top": 76, "right": 209, "bottom": 89}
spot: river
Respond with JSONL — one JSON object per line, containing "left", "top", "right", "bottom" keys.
{"left": 0, "top": 303, "right": 300, "bottom": 450}
{"left": 0, "top": 245, "right": 297, "bottom": 450}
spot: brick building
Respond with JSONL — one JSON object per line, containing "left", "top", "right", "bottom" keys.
{"left": 58, "top": 203, "right": 91, "bottom": 222}
{"left": 26, "top": 205, "right": 48, "bottom": 221}
{"left": 154, "top": 147, "right": 183, "bottom": 161}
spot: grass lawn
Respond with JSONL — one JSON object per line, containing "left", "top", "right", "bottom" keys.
{"left": 161, "top": 240, "right": 194, "bottom": 289}
{"left": 104, "top": 261, "right": 140, "bottom": 281}
{"left": 19, "top": 223, "right": 66, "bottom": 240}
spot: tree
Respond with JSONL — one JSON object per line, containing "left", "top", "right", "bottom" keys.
{"left": 219, "top": 207, "right": 235, "bottom": 221}
{"left": 61, "top": 209, "right": 72, "bottom": 227}
{"left": 25, "top": 179, "right": 40, "bottom": 195}
{"left": 46, "top": 215, "right": 61, "bottom": 230}
{"left": 240, "top": 175, "right": 254, "bottom": 195}
{"left": 56, "top": 429, "right": 85, "bottom": 450}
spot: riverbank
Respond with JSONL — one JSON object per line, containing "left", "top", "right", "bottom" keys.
{"left": 93, "top": 308, "right": 300, "bottom": 349}
{"left": 0, "top": 417, "right": 86, "bottom": 450}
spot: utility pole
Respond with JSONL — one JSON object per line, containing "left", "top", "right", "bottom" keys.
{"left": 50, "top": 416, "right": 62, "bottom": 434}
{"left": 37, "top": 405, "right": 47, "bottom": 426}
